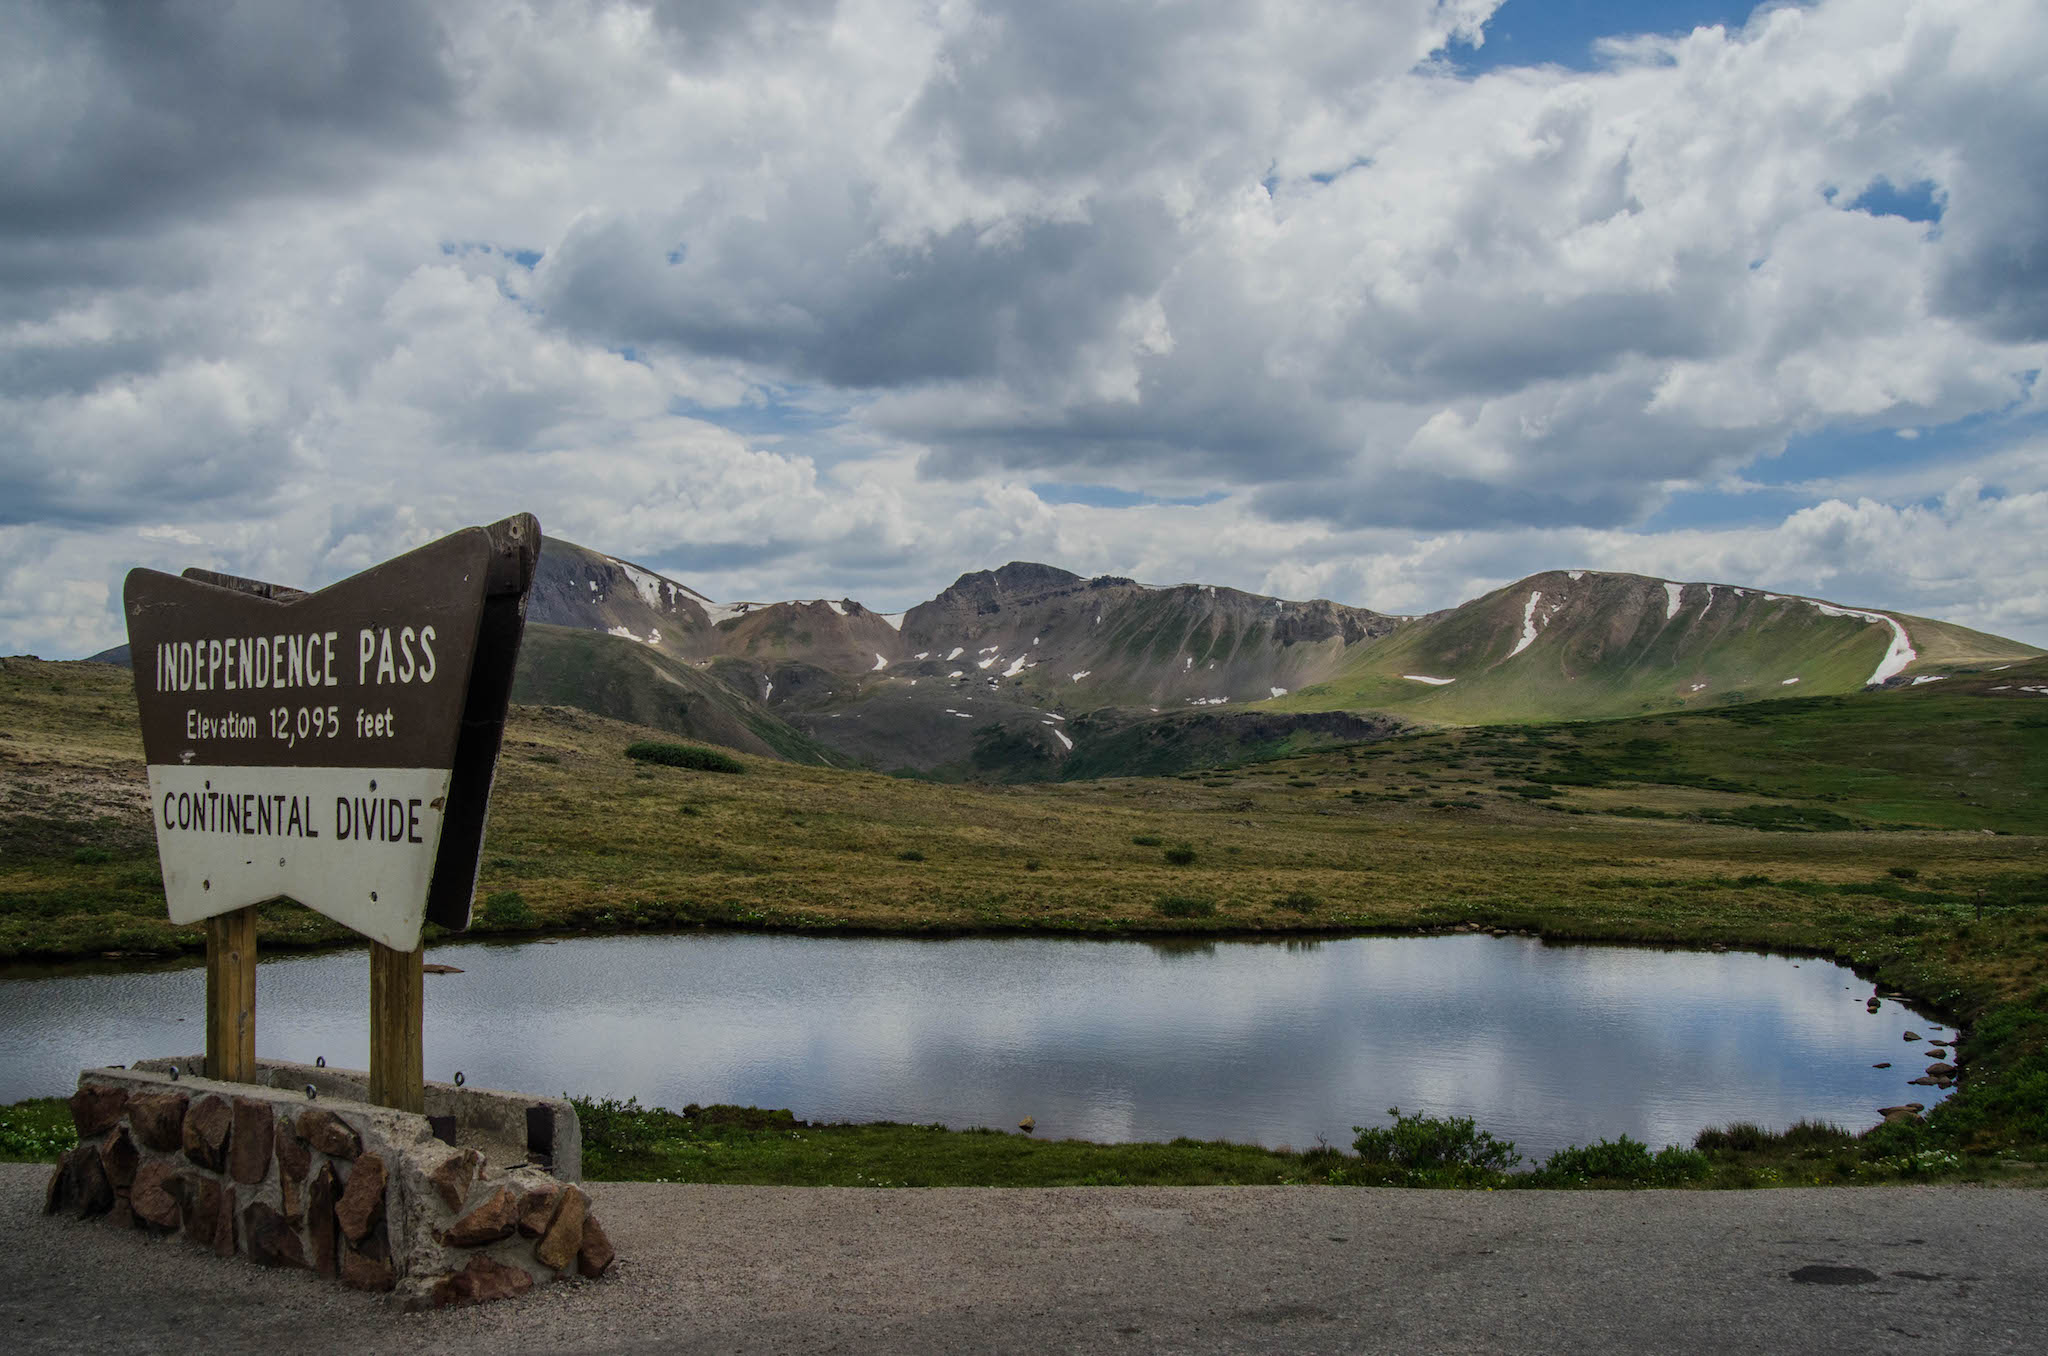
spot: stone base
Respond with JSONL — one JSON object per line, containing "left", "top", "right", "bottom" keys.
{"left": 45, "top": 1066, "right": 613, "bottom": 1308}
{"left": 130, "top": 1056, "right": 580, "bottom": 1181}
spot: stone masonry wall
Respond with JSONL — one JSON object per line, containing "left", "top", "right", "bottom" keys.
{"left": 42, "top": 1068, "right": 614, "bottom": 1309}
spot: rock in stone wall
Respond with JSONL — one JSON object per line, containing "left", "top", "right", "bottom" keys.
{"left": 46, "top": 1067, "right": 615, "bottom": 1309}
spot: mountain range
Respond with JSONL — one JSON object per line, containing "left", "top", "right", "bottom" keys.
{"left": 499, "top": 538, "right": 2041, "bottom": 779}
{"left": 81, "top": 535, "right": 2039, "bottom": 779}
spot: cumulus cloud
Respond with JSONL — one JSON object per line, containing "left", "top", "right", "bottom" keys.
{"left": 0, "top": 0, "right": 2044, "bottom": 657}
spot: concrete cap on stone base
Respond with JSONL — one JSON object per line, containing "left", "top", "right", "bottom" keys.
{"left": 128, "top": 1056, "right": 580, "bottom": 1182}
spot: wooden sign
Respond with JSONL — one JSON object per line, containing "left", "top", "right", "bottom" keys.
{"left": 123, "top": 515, "right": 540, "bottom": 952}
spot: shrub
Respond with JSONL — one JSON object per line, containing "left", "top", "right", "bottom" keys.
{"left": 1352, "top": 1107, "right": 1521, "bottom": 1175}
{"left": 70, "top": 846, "right": 114, "bottom": 866}
{"left": 1130, "top": 834, "right": 1164, "bottom": 847}
{"left": 1275, "top": 891, "right": 1320, "bottom": 912}
{"left": 1887, "top": 865, "right": 1920, "bottom": 880}
{"left": 1694, "top": 1121, "right": 1770, "bottom": 1153}
{"left": 624, "top": 741, "right": 745, "bottom": 773}
{"left": 1156, "top": 895, "right": 1215, "bottom": 918}
{"left": 1163, "top": 844, "right": 1197, "bottom": 866}
{"left": 896, "top": 848, "right": 926, "bottom": 862}
{"left": 1538, "top": 1135, "right": 1709, "bottom": 1185}
{"left": 480, "top": 890, "right": 536, "bottom": 928}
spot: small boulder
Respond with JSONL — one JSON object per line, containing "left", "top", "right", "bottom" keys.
{"left": 427, "top": 1147, "right": 480, "bottom": 1213}
{"left": 442, "top": 1184, "right": 522, "bottom": 1247}
{"left": 182, "top": 1094, "right": 233, "bottom": 1172}
{"left": 178, "top": 1173, "right": 224, "bottom": 1249}
{"left": 68, "top": 1084, "right": 128, "bottom": 1138}
{"left": 129, "top": 1090, "right": 189, "bottom": 1152}
{"left": 306, "top": 1163, "right": 340, "bottom": 1277}
{"left": 432, "top": 1254, "right": 534, "bottom": 1308}
{"left": 516, "top": 1182, "right": 562, "bottom": 1237}
{"left": 131, "top": 1160, "right": 181, "bottom": 1230}
{"left": 274, "top": 1118, "right": 311, "bottom": 1181}
{"left": 340, "top": 1229, "right": 395, "bottom": 1292}
{"left": 217, "top": 1186, "right": 237, "bottom": 1257}
{"left": 1925, "top": 1062, "right": 1956, "bottom": 1078}
{"left": 228, "top": 1098, "right": 274, "bottom": 1186}
{"left": 99, "top": 1126, "right": 139, "bottom": 1192}
{"left": 295, "top": 1108, "right": 361, "bottom": 1160}
{"left": 577, "top": 1211, "right": 616, "bottom": 1279}
{"left": 1872, "top": 1062, "right": 1891, "bottom": 1069}
{"left": 1907, "top": 1075, "right": 1940, "bottom": 1086}
{"left": 243, "top": 1201, "right": 306, "bottom": 1269}
{"left": 334, "top": 1152, "right": 387, "bottom": 1242}
{"left": 1902, "top": 1031, "right": 1922, "bottom": 1042}
{"left": 535, "top": 1185, "right": 588, "bottom": 1272}
{"left": 43, "top": 1147, "right": 111, "bottom": 1217}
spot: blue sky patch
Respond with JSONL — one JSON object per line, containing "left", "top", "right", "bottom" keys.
{"left": 1642, "top": 403, "right": 2045, "bottom": 531}
{"left": 1846, "top": 178, "right": 1945, "bottom": 225}
{"left": 1449, "top": 0, "right": 1772, "bottom": 73}
{"left": 1031, "top": 483, "right": 1229, "bottom": 510}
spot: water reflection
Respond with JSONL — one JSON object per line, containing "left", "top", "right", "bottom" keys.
{"left": 0, "top": 932, "right": 1951, "bottom": 1159}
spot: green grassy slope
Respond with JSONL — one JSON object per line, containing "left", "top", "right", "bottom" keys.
{"left": 511, "top": 624, "right": 847, "bottom": 766}
{"left": 1274, "top": 571, "right": 2040, "bottom": 725}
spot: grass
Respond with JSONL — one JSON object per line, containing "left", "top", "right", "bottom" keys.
{"left": 560, "top": 1099, "right": 2032, "bottom": 1190}
{"left": 4, "top": 654, "right": 2048, "bottom": 1184}
{"left": 573, "top": 1099, "right": 1351, "bottom": 1187}
{"left": 0, "top": 1097, "right": 73, "bottom": 1162}
{"left": 625, "top": 740, "right": 746, "bottom": 773}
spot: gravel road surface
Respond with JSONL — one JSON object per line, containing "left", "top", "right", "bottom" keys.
{"left": 4, "top": 1164, "right": 2043, "bottom": 1354}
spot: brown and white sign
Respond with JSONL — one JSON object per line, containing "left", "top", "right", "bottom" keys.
{"left": 123, "top": 516, "right": 539, "bottom": 951}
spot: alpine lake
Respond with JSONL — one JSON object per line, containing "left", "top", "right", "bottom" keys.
{"left": 0, "top": 930, "right": 1949, "bottom": 1160}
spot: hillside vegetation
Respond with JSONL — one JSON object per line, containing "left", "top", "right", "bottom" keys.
{"left": 1274, "top": 571, "right": 2038, "bottom": 725}
{"left": 4, "top": 652, "right": 2046, "bottom": 1168}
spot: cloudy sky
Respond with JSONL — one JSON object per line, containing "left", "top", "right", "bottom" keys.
{"left": 3, "top": 0, "right": 2045, "bottom": 658}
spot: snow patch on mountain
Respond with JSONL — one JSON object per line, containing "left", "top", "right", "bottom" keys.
{"left": 1509, "top": 591, "right": 1543, "bottom": 658}
{"left": 619, "top": 563, "right": 670, "bottom": 613}
{"left": 699, "top": 600, "right": 753, "bottom": 625}
{"left": 946, "top": 647, "right": 963, "bottom": 661}
{"left": 1051, "top": 728, "right": 1073, "bottom": 750}
{"left": 1070, "top": 671, "right": 1091, "bottom": 682}
{"left": 1664, "top": 583, "right": 1683, "bottom": 620}
{"left": 871, "top": 653, "right": 887, "bottom": 671}
{"left": 1270, "top": 687, "right": 1288, "bottom": 698}
{"left": 1811, "top": 602, "right": 1916, "bottom": 684}
{"left": 1403, "top": 674, "right": 1456, "bottom": 685}
{"left": 878, "top": 612, "right": 905, "bottom": 631}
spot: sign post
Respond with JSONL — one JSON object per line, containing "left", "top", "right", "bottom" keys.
{"left": 124, "top": 514, "right": 539, "bottom": 1109}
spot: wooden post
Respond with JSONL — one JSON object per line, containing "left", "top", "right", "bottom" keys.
{"left": 204, "top": 906, "right": 258, "bottom": 1083}
{"left": 368, "top": 941, "right": 425, "bottom": 1113}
